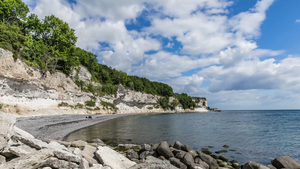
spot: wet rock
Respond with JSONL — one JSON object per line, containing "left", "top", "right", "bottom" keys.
{"left": 157, "top": 141, "right": 174, "bottom": 159}
{"left": 271, "top": 156, "right": 300, "bottom": 169}
{"left": 169, "top": 157, "right": 187, "bottom": 169}
{"left": 181, "top": 152, "right": 195, "bottom": 168}
{"left": 215, "top": 150, "right": 228, "bottom": 154}
{"left": 232, "top": 162, "right": 239, "bottom": 169}
{"left": 243, "top": 161, "right": 269, "bottom": 169}
{"left": 126, "top": 149, "right": 139, "bottom": 160}
{"left": 43, "top": 157, "right": 79, "bottom": 169}
{"left": 219, "top": 155, "right": 228, "bottom": 162}
{"left": 71, "top": 140, "right": 87, "bottom": 150}
{"left": 139, "top": 150, "right": 150, "bottom": 160}
{"left": 81, "top": 145, "right": 98, "bottom": 164}
{"left": 181, "top": 145, "right": 197, "bottom": 158}
{"left": 118, "top": 144, "right": 141, "bottom": 152}
{"left": 0, "top": 149, "right": 53, "bottom": 169}
{"left": 129, "top": 156, "right": 177, "bottom": 169}
{"left": 174, "top": 141, "right": 183, "bottom": 150}
{"left": 230, "top": 160, "right": 238, "bottom": 164}
{"left": 141, "top": 144, "right": 151, "bottom": 151}
{"left": 219, "top": 161, "right": 228, "bottom": 167}
{"left": 223, "top": 145, "right": 229, "bottom": 148}
{"left": 211, "top": 154, "right": 219, "bottom": 159}
{"left": 201, "top": 148, "right": 212, "bottom": 155}
{"left": 96, "top": 146, "right": 136, "bottom": 169}
{"left": 198, "top": 153, "right": 219, "bottom": 168}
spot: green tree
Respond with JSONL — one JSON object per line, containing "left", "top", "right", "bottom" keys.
{"left": 0, "top": 0, "right": 29, "bottom": 24}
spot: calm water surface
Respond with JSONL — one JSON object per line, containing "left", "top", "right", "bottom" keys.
{"left": 65, "top": 110, "right": 300, "bottom": 165}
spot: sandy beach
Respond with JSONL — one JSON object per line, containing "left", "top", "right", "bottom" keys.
{"left": 15, "top": 113, "right": 141, "bottom": 141}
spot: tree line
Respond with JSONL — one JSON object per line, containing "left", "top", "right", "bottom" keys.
{"left": 0, "top": 0, "right": 201, "bottom": 110}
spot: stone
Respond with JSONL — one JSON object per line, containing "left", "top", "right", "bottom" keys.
{"left": 151, "top": 143, "right": 159, "bottom": 151}
{"left": 53, "top": 149, "right": 81, "bottom": 164}
{"left": 243, "top": 161, "right": 269, "bottom": 169}
{"left": 8, "top": 143, "right": 38, "bottom": 156}
{"left": 219, "top": 155, "right": 228, "bottom": 162}
{"left": 0, "top": 111, "right": 16, "bottom": 151}
{"left": 90, "top": 139, "right": 106, "bottom": 146}
{"left": 230, "top": 160, "right": 238, "bottom": 164}
{"left": 159, "top": 155, "right": 166, "bottom": 160}
{"left": 201, "top": 148, "right": 212, "bottom": 155}
{"left": 42, "top": 167, "right": 52, "bottom": 169}
{"left": 43, "top": 157, "right": 79, "bottom": 169}
{"left": 126, "top": 149, "right": 139, "bottom": 160}
{"left": 174, "top": 141, "right": 183, "bottom": 150}
{"left": 0, "top": 149, "right": 53, "bottom": 169}
{"left": 175, "top": 151, "right": 187, "bottom": 160}
{"left": 0, "top": 155, "right": 5, "bottom": 164}
{"left": 157, "top": 141, "right": 174, "bottom": 159}
{"left": 232, "top": 162, "right": 239, "bottom": 169}
{"left": 225, "top": 165, "right": 234, "bottom": 169}
{"left": 219, "top": 162, "right": 228, "bottom": 167}
{"left": 139, "top": 150, "right": 150, "bottom": 160}
{"left": 266, "top": 164, "right": 276, "bottom": 169}
{"left": 14, "top": 127, "right": 34, "bottom": 139}
{"left": 81, "top": 145, "right": 98, "bottom": 164}
{"left": 48, "top": 141, "right": 69, "bottom": 151}
{"left": 89, "top": 164, "right": 104, "bottom": 169}
{"left": 118, "top": 144, "right": 141, "bottom": 152}
{"left": 181, "top": 152, "right": 195, "bottom": 168}
{"left": 194, "top": 157, "right": 209, "bottom": 169}
{"left": 169, "top": 157, "right": 187, "bottom": 169}
{"left": 129, "top": 156, "right": 178, "bottom": 169}
{"left": 16, "top": 135, "right": 48, "bottom": 150}
{"left": 71, "top": 140, "right": 88, "bottom": 149}
{"left": 181, "top": 145, "right": 198, "bottom": 158}
{"left": 95, "top": 146, "right": 136, "bottom": 169}
{"left": 73, "top": 148, "right": 82, "bottom": 158}
{"left": 215, "top": 150, "right": 228, "bottom": 154}
{"left": 211, "top": 154, "right": 219, "bottom": 159}
{"left": 223, "top": 145, "right": 229, "bottom": 148}
{"left": 79, "top": 158, "right": 89, "bottom": 169}
{"left": 141, "top": 144, "right": 151, "bottom": 151}
{"left": 271, "top": 156, "right": 300, "bottom": 169}
{"left": 198, "top": 154, "right": 219, "bottom": 168}
{"left": 56, "top": 140, "right": 72, "bottom": 147}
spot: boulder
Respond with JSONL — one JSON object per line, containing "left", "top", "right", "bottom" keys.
{"left": 0, "top": 155, "right": 5, "bottom": 164}
{"left": 0, "top": 111, "right": 16, "bottom": 151}
{"left": 215, "top": 150, "right": 228, "bottom": 154}
{"left": 141, "top": 144, "right": 151, "bottom": 151}
{"left": 0, "top": 149, "right": 53, "bottom": 169}
{"left": 198, "top": 154, "right": 218, "bottom": 168}
{"left": 43, "top": 157, "right": 79, "bottom": 169}
{"left": 271, "top": 156, "right": 300, "bottom": 169}
{"left": 175, "top": 150, "right": 187, "bottom": 160}
{"left": 81, "top": 145, "right": 98, "bottom": 164}
{"left": 194, "top": 157, "right": 209, "bottom": 169}
{"left": 157, "top": 141, "right": 174, "bottom": 159}
{"left": 169, "top": 157, "right": 187, "bottom": 169}
{"left": 129, "top": 156, "right": 178, "bottom": 169}
{"left": 201, "top": 148, "right": 212, "bottom": 155}
{"left": 126, "top": 149, "right": 139, "bottom": 160}
{"left": 73, "top": 148, "right": 82, "bottom": 158}
{"left": 95, "top": 146, "right": 136, "bottom": 169}
{"left": 14, "top": 127, "right": 34, "bottom": 139}
{"left": 232, "top": 162, "right": 240, "bottom": 169}
{"left": 47, "top": 141, "right": 69, "bottom": 151}
{"left": 151, "top": 143, "right": 159, "bottom": 151}
{"left": 219, "top": 162, "right": 228, "bottom": 167}
{"left": 71, "top": 140, "right": 88, "bottom": 149}
{"left": 79, "top": 158, "right": 89, "bottom": 169}
{"left": 181, "top": 152, "right": 195, "bottom": 168}
{"left": 266, "top": 164, "right": 276, "bottom": 169}
{"left": 181, "top": 145, "right": 198, "bottom": 158}
{"left": 53, "top": 149, "right": 81, "bottom": 164}
{"left": 219, "top": 155, "right": 228, "bottom": 162}
{"left": 90, "top": 139, "right": 106, "bottom": 146}
{"left": 16, "top": 135, "right": 48, "bottom": 150}
{"left": 159, "top": 155, "right": 166, "bottom": 160}
{"left": 118, "top": 144, "right": 141, "bottom": 152}
{"left": 139, "top": 150, "right": 150, "bottom": 160}
{"left": 243, "top": 161, "right": 269, "bottom": 169}
{"left": 174, "top": 141, "right": 183, "bottom": 150}
{"left": 8, "top": 143, "right": 38, "bottom": 156}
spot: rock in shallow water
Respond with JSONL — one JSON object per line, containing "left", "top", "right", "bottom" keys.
{"left": 271, "top": 156, "right": 300, "bottom": 169}
{"left": 243, "top": 161, "right": 269, "bottom": 169}
{"left": 198, "top": 153, "right": 218, "bottom": 168}
{"left": 126, "top": 149, "right": 139, "bottom": 160}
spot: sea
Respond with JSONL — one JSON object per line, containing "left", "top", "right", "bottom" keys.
{"left": 65, "top": 110, "right": 300, "bottom": 165}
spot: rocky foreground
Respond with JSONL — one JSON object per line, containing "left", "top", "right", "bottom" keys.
{"left": 1, "top": 111, "right": 300, "bottom": 169}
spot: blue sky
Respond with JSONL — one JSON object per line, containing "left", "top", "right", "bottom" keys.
{"left": 23, "top": 0, "right": 300, "bottom": 110}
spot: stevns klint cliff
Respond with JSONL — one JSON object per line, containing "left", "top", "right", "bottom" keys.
{"left": 0, "top": 48, "right": 208, "bottom": 116}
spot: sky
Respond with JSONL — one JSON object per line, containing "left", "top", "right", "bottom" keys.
{"left": 22, "top": 0, "right": 300, "bottom": 110}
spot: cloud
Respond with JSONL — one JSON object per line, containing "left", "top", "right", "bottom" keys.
{"left": 296, "top": 19, "right": 300, "bottom": 23}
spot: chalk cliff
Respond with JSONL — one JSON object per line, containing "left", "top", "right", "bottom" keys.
{"left": 0, "top": 48, "right": 208, "bottom": 116}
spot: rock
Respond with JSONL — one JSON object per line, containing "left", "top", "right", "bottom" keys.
{"left": 90, "top": 139, "right": 106, "bottom": 146}
{"left": 174, "top": 141, "right": 183, "bottom": 150}
{"left": 181, "top": 145, "right": 198, "bottom": 158}
{"left": 47, "top": 141, "right": 69, "bottom": 151}
{"left": 8, "top": 143, "right": 38, "bottom": 156}
{"left": 223, "top": 145, "right": 229, "bottom": 148}
{"left": 56, "top": 140, "right": 72, "bottom": 147}
{"left": 232, "top": 162, "right": 239, "bottom": 169}
{"left": 151, "top": 143, "right": 159, "bottom": 151}
{"left": 0, "top": 111, "right": 16, "bottom": 151}
{"left": 118, "top": 144, "right": 141, "bottom": 152}
{"left": 243, "top": 161, "right": 269, "bottom": 169}
{"left": 71, "top": 140, "right": 88, "bottom": 149}
{"left": 139, "top": 150, "right": 150, "bottom": 160}
{"left": 194, "top": 157, "right": 209, "bottom": 169}
{"left": 181, "top": 152, "right": 195, "bottom": 168}
{"left": 217, "top": 159, "right": 223, "bottom": 163}
{"left": 230, "top": 160, "right": 238, "bottom": 164}
{"left": 0, "top": 149, "right": 53, "bottom": 169}
{"left": 215, "top": 150, "right": 228, "bottom": 154}
{"left": 53, "top": 149, "right": 81, "bottom": 164}
{"left": 95, "top": 146, "right": 136, "bottom": 169}
{"left": 159, "top": 155, "right": 166, "bottom": 160}
{"left": 201, "top": 148, "right": 212, "bottom": 155}
{"left": 271, "top": 156, "right": 300, "bottom": 169}
{"left": 169, "top": 157, "right": 187, "bottom": 169}
{"left": 126, "top": 149, "right": 139, "bottom": 160}
{"left": 219, "top": 162, "right": 228, "bottom": 167}
{"left": 14, "top": 127, "right": 34, "bottom": 139}
{"left": 175, "top": 150, "right": 187, "bottom": 160}
{"left": 141, "top": 144, "right": 151, "bottom": 151}
{"left": 42, "top": 167, "right": 52, "bottom": 169}
{"left": 0, "top": 155, "right": 5, "bottom": 164}
{"left": 198, "top": 154, "right": 219, "bottom": 168}
{"left": 79, "top": 158, "right": 89, "bottom": 169}
{"left": 43, "top": 157, "right": 79, "bottom": 169}
{"left": 81, "top": 145, "right": 98, "bottom": 164}
{"left": 129, "top": 156, "right": 178, "bottom": 169}
{"left": 225, "top": 165, "right": 234, "bottom": 169}
{"left": 211, "top": 154, "right": 219, "bottom": 159}
{"left": 157, "top": 141, "right": 174, "bottom": 159}
{"left": 90, "top": 164, "right": 104, "bottom": 169}
{"left": 16, "top": 135, "right": 48, "bottom": 150}
{"left": 73, "top": 148, "right": 82, "bottom": 158}
{"left": 219, "top": 155, "right": 228, "bottom": 162}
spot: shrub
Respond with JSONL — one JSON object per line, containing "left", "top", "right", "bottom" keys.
{"left": 85, "top": 101, "right": 95, "bottom": 107}
{"left": 147, "top": 106, "right": 153, "bottom": 110}
{"left": 0, "top": 104, "right": 3, "bottom": 109}
{"left": 101, "top": 101, "right": 118, "bottom": 112}
{"left": 58, "top": 102, "right": 69, "bottom": 107}
{"left": 75, "top": 103, "right": 84, "bottom": 109}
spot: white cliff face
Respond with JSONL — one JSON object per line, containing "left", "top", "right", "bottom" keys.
{"left": 0, "top": 48, "right": 208, "bottom": 116}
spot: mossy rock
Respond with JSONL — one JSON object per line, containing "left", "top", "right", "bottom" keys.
{"left": 232, "top": 163, "right": 240, "bottom": 169}
{"left": 211, "top": 154, "right": 219, "bottom": 159}
{"left": 215, "top": 150, "right": 228, "bottom": 154}
{"left": 223, "top": 145, "right": 230, "bottom": 148}
{"left": 230, "top": 160, "right": 238, "bottom": 164}
{"left": 219, "top": 155, "right": 228, "bottom": 162}
{"left": 219, "top": 162, "right": 228, "bottom": 167}
{"left": 225, "top": 165, "right": 234, "bottom": 169}
{"left": 217, "top": 159, "right": 223, "bottom": 164}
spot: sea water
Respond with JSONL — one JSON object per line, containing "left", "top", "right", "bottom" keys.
{"left": 65, "top": 110, "right": 300, "bottom": 165}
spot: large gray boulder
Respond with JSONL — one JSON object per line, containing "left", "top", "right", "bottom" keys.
{"left": 129, "top": 156, "right": 178, "bottom": 169}
{"left": 243, "top": 161, "right": 269, "bottom": 169}
{"left": 139, "top": 150, "right": 150, "bottom": 160}
{"left": 142, "top": 144, "right": 152, "bottom": 151}
{"left": 95, "top": 146, "right": 136, "bottom": 169}
{"left": 8, "top": 143, "right": 38, "bottom": 156}
{"left": 0, "top": 111, "right": 16, "bottom": 151}
{"left": 181, "top": 152, "right": 195, "bottom": 168}
{"left": 174, "top": 141, "right": 183, "bottom": 150}
{"left": 181, "top": 145, "right": 198, "bottom": 158}
{"left": 198, "top": 153, "right": 218, "bottom": 168}
{"left": 126, "top": 149, "right": 139, "bottom": 160}
{"left": 157, "top": 141, "right": 174, "bottom": 159}
{"left": 53, "top": 149, "right": 81, "bottom": 164}
{"left": 271, "top": 156, "right": 300, "bottom": 169}
{"left": 0, "top": 149, "right": 53, "bottom": 169}
{"left": 42, "top": 157, "right": 79, "bottom": 169}
{"left": 169, "top": 157, "right": 187, "bottom": 169}
{"left": 81, "top": 144, "right": 98, "bottom": 164}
